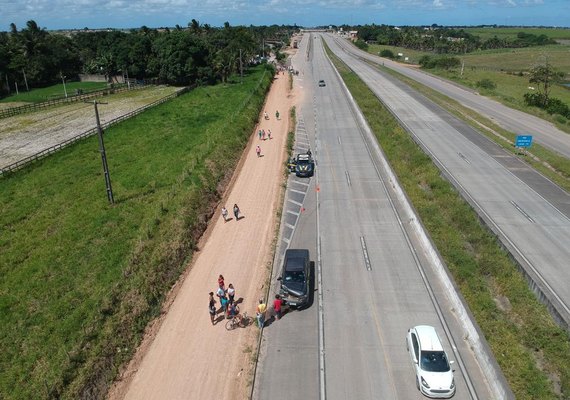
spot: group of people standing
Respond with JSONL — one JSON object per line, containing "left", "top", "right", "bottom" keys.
{"left": 209, "top": 275, "right": 237, "bottom": 325}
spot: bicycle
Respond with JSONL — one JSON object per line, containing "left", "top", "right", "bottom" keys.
{"left": 225, "top": 311, "right": 253, "bottom": 330}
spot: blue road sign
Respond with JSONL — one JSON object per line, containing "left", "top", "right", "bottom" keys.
{"left": 515, "top": 135, "right": 533, "bottom": 148}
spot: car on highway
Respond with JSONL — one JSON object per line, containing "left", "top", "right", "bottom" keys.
{"left": 278, "top": 249, "right": 310, "bottom": 307}
{"left": 406, "top": 325, "right": 455, "bottom": 398}
{"left": 295, "top": 153, "right": 315, "bottom": 177}
{"left": 318, "top": 79, "right": 326, "bottom": 87}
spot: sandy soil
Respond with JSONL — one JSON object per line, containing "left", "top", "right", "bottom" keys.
{"left": 0, "top": 86, "right": 180, "bottom": 169}
{"left": 107, "top": 69, "right": 299, "bottom": 400}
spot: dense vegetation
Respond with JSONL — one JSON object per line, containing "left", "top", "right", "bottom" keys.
{"left": 0, "top": 64, "right": 273, "bottom": 399}
{"left": 0, "top": 20, "right": 296, "bottom": 95}
{"left": 346, "top": 24, "right": 558, "bottom": 54}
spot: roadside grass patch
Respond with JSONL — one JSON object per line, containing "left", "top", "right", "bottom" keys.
{"left": 328, "top": 48, "right": 570, "bottom": 399}
{"left": 0, "top": 65, "right": 273, "bottom": 399}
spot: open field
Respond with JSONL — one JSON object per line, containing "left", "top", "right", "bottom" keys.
{"left": 0, "top": 65, "right": 273, "bottom": 399}
{"left": 328, "top": 47, "right": 570, "bottom": 399}
{"left": 365, "top": 42, "right": 570, "bottom": 131}
{"left": 464, "top": 27, "right": 570, "bottom": 41}
{"left": 0, "top": 82, "right": 109, "bottom": 104}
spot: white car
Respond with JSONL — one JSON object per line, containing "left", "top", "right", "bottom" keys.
{"left": 406, "top": 325, "right": 456, "bottom": 398}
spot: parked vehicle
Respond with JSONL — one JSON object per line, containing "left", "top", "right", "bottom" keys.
{"left": 295, "top": 153, "right": 314, "bottom": 177}
{"left": 406, "top": 325, "right": 456, "bottom": 398}
{"left": 278, "top": 249, "right": 311, "bottom": 307}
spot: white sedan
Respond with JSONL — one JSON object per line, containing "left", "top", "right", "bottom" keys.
{"left": 406, "top": 325, "right": 456, "bottom": 398}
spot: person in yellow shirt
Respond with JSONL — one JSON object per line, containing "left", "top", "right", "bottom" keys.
{"left": 256, "top": 298, "right": 267, "bottom": 328}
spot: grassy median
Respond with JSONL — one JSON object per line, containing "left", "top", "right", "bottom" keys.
{"left": 327, "top": 48, "right": 570, "bottom": 399}
{"left": 0, "top": 65, "right": 273, "bottom": 399}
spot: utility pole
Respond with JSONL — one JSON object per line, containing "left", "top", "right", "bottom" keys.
{"left": 90, "top": 101, "right": 115, "bottom": 204}
{"left": 60, "top": 71, "right": 68, "bottom": 98}
{"left": 22, "top": 69, "right": 29, "bottom": 91}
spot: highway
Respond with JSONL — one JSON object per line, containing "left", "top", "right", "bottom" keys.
{"left": 323, "top": 33, "right": 570, "bottom": 332}
{"left": 253, "top": 33, "right": 509, "bottom": 400}
{"left": 330, "top": 35, "right": 570, "bottom": 159}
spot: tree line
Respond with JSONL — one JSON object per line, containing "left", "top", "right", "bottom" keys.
{"left": 349, "top": 24, "right": 557, "bottom": 54}
{"left": 0, "top": 20, "right": 297, "bottom": 96}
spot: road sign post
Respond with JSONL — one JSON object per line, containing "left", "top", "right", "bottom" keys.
{"left": 515, "top": 135, "right": 533, "bottom": 155}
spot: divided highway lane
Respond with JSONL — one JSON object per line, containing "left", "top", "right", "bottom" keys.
{"left": 323, "top": 35, "right": 570, "bottom": 330}
{"left": 255, "top": 33, "right": 500, "bottom": 400}
{"left": 330, "top": 34, "right": 570, "bottom": 159}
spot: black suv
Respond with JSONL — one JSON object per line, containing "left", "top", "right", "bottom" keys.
{"left": 295, "top": 153, "right": 315, "bottom": 177}
{"left": 278, "top": 249, "right": 310, "bottom": 307}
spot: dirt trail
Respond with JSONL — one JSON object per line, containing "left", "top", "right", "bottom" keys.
{"left": 108, "top": 71, "right": 298, "bottom": 400}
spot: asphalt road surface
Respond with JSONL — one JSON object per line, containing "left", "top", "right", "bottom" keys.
{"left": 253, "top": 33, "right": 506, "bottom": 400}
{"left": 323, "top": 33, "right": 570, "bottom": 332}
{"left": 330, "top": 35, "right": 570, "bottom": 159}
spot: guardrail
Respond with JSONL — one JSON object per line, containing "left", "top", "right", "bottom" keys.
{"left": 0, "top": 86, "right": 191, "bottom": 176}
{"left": 0, "top": 84, "right": 143, "bottom": 119}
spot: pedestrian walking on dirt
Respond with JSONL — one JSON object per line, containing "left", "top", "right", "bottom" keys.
{"left": 273, "top": 294, "right": 283, "bottom": 320}
{"left": 275, "top": 110, "right": 280, "bottom": 120}
{"left": 233, "top": 204, "right": 241, "bottom": 220}
{"left": 218, "top": 274, "right": 225, "bottom": 290}
{"left": 267, "top": 130, "right": 272, "bottom": 140}
{"left": 227, "top": 283, "right": 236, "bottom": 305}
{"left": 256, "top": 145, "right": 261, "bottom": 157}
{"left": 258, "top": 129, "right": 262, "bottom": 140}
{"left": 262, "top": 129, "right": 266, "bottom": 140}
{"left": 257, "top": 298, "right": 267, "bottom": 328}
{"left": 264, "top": 111, "right": 269, "bottom": 120}
{"left": 209, "top": 292, "right": 217, "bottom": 325}
{"left": 221, "top": 206, "right": 229, "bottom": 222}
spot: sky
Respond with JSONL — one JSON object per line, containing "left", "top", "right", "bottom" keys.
{"left": 0, "top": 0, "right": 568, "bottom": 31}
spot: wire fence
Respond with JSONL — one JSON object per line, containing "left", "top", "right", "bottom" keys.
{"left": 0, "top": 84, "right": 146, "bottom": 119}
{"left": 0, "top": 86, "right": 192, "bottom": 176}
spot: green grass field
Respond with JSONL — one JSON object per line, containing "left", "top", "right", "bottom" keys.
{"left": 0, "top": 65, "right": 273, "bottom": 399}
{"left": 0, "top": 81, "right": 109, "bottom": 104}
{"left": 365, "top": 42, "right": 570, "bottom": 131}
{"left": 464, "top": 27, "right": 570, "bottom": 41}
{"left": 327, "top": 45, "right": 570, "bottom": 400}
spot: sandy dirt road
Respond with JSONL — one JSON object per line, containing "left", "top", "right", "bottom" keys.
{"left": 108, "top": 70, "right": 298, "bottom": 400}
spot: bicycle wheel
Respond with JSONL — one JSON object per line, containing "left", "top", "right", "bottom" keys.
{"left": 225, "top": 318, "right": 236, "bottom": 331}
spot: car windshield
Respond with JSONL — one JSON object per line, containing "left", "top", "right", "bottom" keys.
{"left": 284, "top": 270, "right": 305, "bottom": 283}
{"left": 420, "top": 351, "right": 450, "bottom": 372}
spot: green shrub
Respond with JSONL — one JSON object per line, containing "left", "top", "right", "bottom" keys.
{"left": 354, "top": 39, "right": 369, "bottom": 51}
{"left": 379, "top": 49, "right": 395, "bottom": 59}
{"left": 476, "top": 79, "right": 497, "bottom": 90}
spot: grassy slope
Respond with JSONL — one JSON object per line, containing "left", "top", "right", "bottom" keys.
{"left": 0, "top": 65, "right": 273, "bottom": 399}
{"left": 1, "top": 82, "right": 109, "bottom": 103}
{"left": 326, "top": 47, "right": 570, "bottom": 399}
{"left": 365, "top": 40, "right": 570, "bottom": 132}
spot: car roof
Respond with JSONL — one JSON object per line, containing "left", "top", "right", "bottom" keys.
{"left": 413, "top": 325, "right": 444, "bottom": 352}
{"left": 297, "top": 154, "right": 311, "bottom": 160}
{"left": 284, "top": 249, "right": 309, "bottom": 271}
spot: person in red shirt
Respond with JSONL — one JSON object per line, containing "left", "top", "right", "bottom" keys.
{"left": 273, "top": 294, "right": 283, "bottom": 320}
